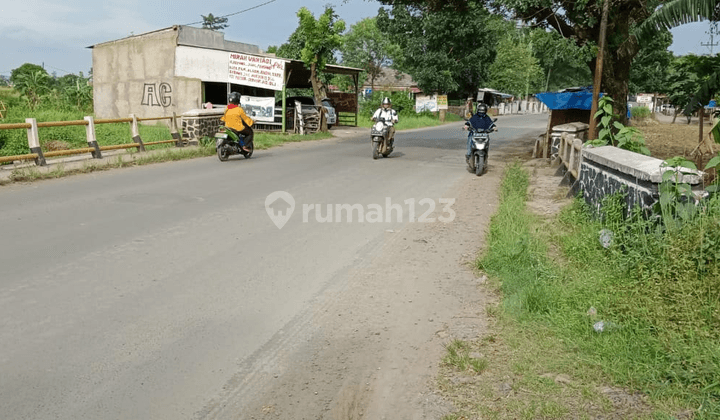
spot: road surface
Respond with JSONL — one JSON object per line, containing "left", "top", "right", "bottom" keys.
{"left": 0, "top": 114, "right": 547, "bottom": 420}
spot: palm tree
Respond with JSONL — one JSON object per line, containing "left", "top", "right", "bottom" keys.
{"left": 636, "top": 0, "right": 719, "bottom": 114}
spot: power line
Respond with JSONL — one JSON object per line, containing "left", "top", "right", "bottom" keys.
{"left": 183, "top": 0, "right": 277, "bottom": 26}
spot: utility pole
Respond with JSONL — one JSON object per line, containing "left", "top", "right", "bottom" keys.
{"left": 588, "top": 0, "right": 610, "bottom": 140}
{"left": 701, "top": 22, "right": 719, "bottom": 54}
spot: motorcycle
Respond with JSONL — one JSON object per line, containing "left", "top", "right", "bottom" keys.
{"left": 466, "top": 119, "right": 497, "bottom": 176}
{"left": 215, "top": 126, "right": 253, "bottom": 162}
{"left": 371, "top": 117, "right": 394, "bottom": 160}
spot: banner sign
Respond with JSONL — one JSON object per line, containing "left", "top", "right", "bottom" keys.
{"left": 415, "top": 94, "right": 438, "bottom": 113}
{"left": 229, "top": 53, "right": 286, "bottom": 91}
{"left": 437, "top": 95, "right": 448, "bottom": 110}
{"left": 240, "top": 96, "right": 275, "bottom": 122}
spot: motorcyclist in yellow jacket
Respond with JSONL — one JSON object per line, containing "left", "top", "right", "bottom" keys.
{"left": 221, "top": 92, "right": 254, "bottom": 152}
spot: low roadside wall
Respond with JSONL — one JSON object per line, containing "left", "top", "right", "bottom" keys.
{"left": 577, "top": 146, "right": 703, "bottom": 215}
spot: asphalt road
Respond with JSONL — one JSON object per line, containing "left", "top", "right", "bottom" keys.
{"left": 0, "top": 114, "right": 547, "bottom": 420}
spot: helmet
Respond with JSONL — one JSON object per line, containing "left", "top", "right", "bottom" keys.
{"left": 477, "top": 104, "right": 488, "bottom": 115}
{"left": 228, "top": 92, "right": 241, "bottom": 105}
{"left": 382, "top": 97, "right": 391, "bottom": 106}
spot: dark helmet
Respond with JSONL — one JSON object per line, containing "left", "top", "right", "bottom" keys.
{"left": 382, "top": 97, "right": 391, "bottom": 106}
{"left": 477, "top": 104, "right": 488, "bottom": 115}
{"left": 228, "top": 92, "right": 241, "bottom": 105}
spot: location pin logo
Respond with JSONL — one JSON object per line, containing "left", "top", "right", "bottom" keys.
{"left": 265, "top": 191, "right": 295, "bottom": 229}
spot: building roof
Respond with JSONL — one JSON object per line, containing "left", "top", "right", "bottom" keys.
{"left": 89, "top": 25, "right": 362, "bottom": 90}
{"left": 362, "top": 67, "right": 418, "bottom": 91}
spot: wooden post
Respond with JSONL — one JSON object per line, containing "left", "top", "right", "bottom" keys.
{"left": 588, "top": 0, "right": 610, "bottom": 140}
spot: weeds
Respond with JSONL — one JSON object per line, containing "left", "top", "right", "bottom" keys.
{"left": 448, "top": 162, "right": 720, "bottom": 419}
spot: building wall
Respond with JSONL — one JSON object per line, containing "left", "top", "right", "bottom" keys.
{"left": 93, "top": 27, "right": 195, "bottom": 120}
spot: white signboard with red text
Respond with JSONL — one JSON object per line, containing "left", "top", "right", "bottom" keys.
{"left": 229, "top": 53, "right": 286, "bottom": 91}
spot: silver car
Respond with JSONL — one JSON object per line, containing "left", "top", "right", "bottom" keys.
{"left": 281, "top": 96, "right": 337, "bottom": 127}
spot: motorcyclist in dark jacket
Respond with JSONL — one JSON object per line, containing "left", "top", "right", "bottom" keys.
{"left": 463, "top": 103, "right": 495, "bottom": 160}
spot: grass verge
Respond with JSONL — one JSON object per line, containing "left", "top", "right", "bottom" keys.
{"left": 356, "top": 112, "right": 463, "bottom": 129}
{"left": 438, "top": 160, "right": 719, "bottom": 420}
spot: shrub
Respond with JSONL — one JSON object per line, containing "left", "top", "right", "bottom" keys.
{"left": 630, "top": 105, "right": 652, "bottom": 120}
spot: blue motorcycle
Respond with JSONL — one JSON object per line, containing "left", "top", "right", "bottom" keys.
{"left": 466, "top": 119, "right": 497, "bottom": 176}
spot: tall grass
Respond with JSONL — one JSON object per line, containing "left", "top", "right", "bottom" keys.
{"left": 479, "top": 162, "right": 720, "bottom": 418}
{"left": 0, "top": 89, "right": 171, "bottom": 157}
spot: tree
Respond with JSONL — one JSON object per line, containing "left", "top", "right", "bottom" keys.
{"left": 340, "top": 18, "right": 401, "bottom": 91}
{"left": 377, "top": 1, "right": 500, "bottom": 98}
{"left": 629, "top": 29, "right": 674, "bottom": 95}
{"left": 10, "top": 63, "right": 48, "bottom": 86}
{"left": 14, "top": 70, "right": 51, "bottom": 110}
{"left": 272, "top": 29, "right": 306, "bottom": 61}
{"left": 495, "top": 0, "right": 676, "bottom": 124}
{"left": 488, "top": 33, "right": 544, "bottom": 98}
{"left": 636, "top": 0, "right": 719, "bottom": 115}
{"left": 201, "top": 13, "right": 229, "bottom": 31}
{"left": 0, "top": 75, "right": 9, "bottom": 87}
{"left": 63, "top": 76, "right": 93, "bottom": 111}
{"left": 527, "top": 28, "right": 593, "bottom": 92}
{"left": 296, "top": 6, "right": 346, "bottom": 132}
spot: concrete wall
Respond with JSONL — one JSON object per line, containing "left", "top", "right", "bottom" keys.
{"left": 93, "top": 27, "right": 181, "bottom": 120}
{"left": 578, "top": 146, "right": 702, "bottom": 216}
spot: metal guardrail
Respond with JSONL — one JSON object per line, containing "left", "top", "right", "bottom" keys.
{"left": 0, "top": 114, "right": 183, "bottom": 166}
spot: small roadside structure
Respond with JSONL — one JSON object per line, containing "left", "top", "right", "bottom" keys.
{"left": 535, "top": 87, "right": 594, "bottom": 158}
{"left": 90, "top": 25, "right": 361, "bottom": 141}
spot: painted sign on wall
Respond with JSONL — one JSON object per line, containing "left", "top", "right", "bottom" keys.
{"left": 229, "top": 53, "right": 286, "bottom": 91}
{"left": 142, "top": 82, "right": 172, "bottom": 107}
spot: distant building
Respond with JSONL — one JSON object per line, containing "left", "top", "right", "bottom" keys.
{"left": 360, "top": 67, "right": 420, "bottom": 98}
{"left": 90, "top": 25, "right": 361, "bottom": 124}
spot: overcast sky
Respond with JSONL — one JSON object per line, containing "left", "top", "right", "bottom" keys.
{"left": 0, "top": 0, "right": 714, "bottom": 78}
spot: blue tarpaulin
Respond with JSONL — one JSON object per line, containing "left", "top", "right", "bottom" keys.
{"left": 535, "top": 87, "right": 597, "bottom": 110}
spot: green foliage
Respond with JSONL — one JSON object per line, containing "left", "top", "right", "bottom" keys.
{"left": 377, "top": 1, "right": 499, "bottom": 97}
{"left": 296, "top": 7, "right": 345, "bottom": 71}
{"left": 629, "top": 106, "right": 651, "bottom": 119}
{"left": 480, "top": 162, "right": 720, "bottom": 418}
{"left": 656, "top": 157, "right": 701, "bottom": 232}
{"left": 590, "top": 95, "right": 650, "bottom": 155}
{"left": 10, "top": 63, "right": 47, "bottom": 86}
{"left": 488, "top": 33, "right": 544, "bottom": 98}
{"left": 359, "top": 91, "right": 416, "bottom": 119}
{"left": 14, "top": 70, "right": 51, "bottom": 110}
{"left": 340, "top": 18, "right": 401, "bottom": 91}
{"left": 629, "top": 29, "right": 674, "bottom": 95}
{"left": 201, "top": 13, "right": 228, "bottom": 31}
{"left": 635, "top": 0, "right": 718, "bottom": 42}
{"left": 667, "top": 54, "right": 720, "bottom": 114}
{"left": 527, "top": 28, "right": 593, "bottom": 92}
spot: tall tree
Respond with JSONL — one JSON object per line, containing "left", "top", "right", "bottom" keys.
{"left": 296, "top": 6, "right": 346, "bottom": 132}
{"left": 496, "top": 0, "right": 672, "bottom": 124}
{"left": 636, "top": 0, "right": 719, "bottom": 114}
{"left": 10, "top": 63, "right": 48, "bottom": 86}
{"left": 201, "top": 13, "right": 229, "bottom": 31}
{"left": 527, "top": 28, "right": 593, "bottom": 92}
{"left": 488, "top": 33, "right": 544, "bottom": 97}
{"left": 340, "top": 17, "right": 401, "bottom": 91}
{"left": 629, "top": 29, "right": 674, "bottom": 95}
{"left": 377, "top": 1, "right": 499, "bottom": 98}
{"left": 14, "top": 70, "right": 51, "bottom": 110}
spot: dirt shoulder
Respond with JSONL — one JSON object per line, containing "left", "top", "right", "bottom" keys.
{"left": 204, "top": 129, "right": 540, "bottom": 420}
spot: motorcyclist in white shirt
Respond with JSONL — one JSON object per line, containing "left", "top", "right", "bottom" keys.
{"left": 372, "top": 97, "right": 399, "bottom": 148}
